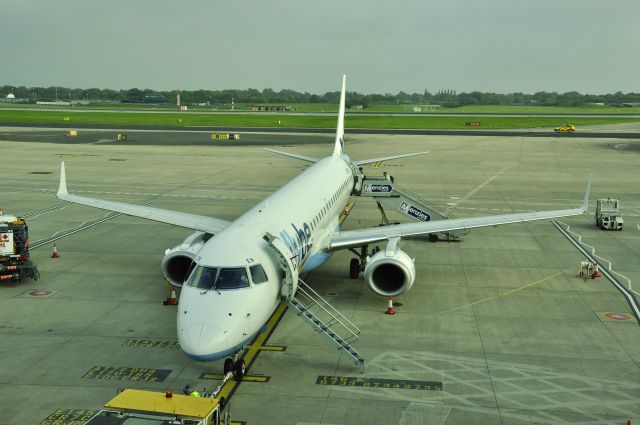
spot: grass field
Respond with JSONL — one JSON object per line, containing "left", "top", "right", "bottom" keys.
{"left": 3, "top": 103, "right": 640, "bottom": 114}
{"left": 1, "top": 109, "right": 638, "bottom": 129}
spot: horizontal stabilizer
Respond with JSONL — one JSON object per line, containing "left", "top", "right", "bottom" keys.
{"left": 264, "top": 148, "right": 319, "bottom": 163}
{"left": 354, "top": 151, "right": 428, "bottom": 166}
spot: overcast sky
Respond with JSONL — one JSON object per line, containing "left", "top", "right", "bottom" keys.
{"left": 2, "top": 0, "right": 639, "bottom": 94}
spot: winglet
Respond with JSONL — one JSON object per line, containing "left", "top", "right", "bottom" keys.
{"left": 57, "top": 162, "right": 68, "bottom": 197}
{"left": 333, "top": 74, "right": 346, "bottom": 157}
{"left": 581, "top": 176, "right": 591, "bottom": 213}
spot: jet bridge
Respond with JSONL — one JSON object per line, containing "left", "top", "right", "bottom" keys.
{"left": 356, "top": 177, "right": 467, "bottom": 241}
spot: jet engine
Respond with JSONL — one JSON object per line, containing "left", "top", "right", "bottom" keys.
{"left": 161, "top": 231, "right": 212, "bottom": 287}
{"left": 363, "top": 248, "right": 415, "bottom": 297}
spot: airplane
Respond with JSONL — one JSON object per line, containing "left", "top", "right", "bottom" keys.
{"left": 56, "top": 75, "right": 590, "bottom": 377}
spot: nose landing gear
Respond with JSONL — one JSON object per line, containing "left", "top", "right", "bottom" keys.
{"left": 223, "top": 353, "right": 246, "bottom": 381}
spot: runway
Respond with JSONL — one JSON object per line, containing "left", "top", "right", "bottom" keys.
{"left": 0, "top": 130, "right": 639, "bottom": 424}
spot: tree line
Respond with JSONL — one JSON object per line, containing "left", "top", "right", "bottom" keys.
{"left": 2, "top": 85, "right": 639, "bottom": 107}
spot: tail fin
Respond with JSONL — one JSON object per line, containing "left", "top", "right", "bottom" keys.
{"left": 333, "top": 75, "right": 346, "bottom": 157}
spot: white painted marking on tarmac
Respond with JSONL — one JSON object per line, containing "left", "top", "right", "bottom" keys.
{"left": 335, "top": 351, "right": 640, "bottom": 424}
{"left": 556, "top": 221, "right": 636, "bottom": 296}
{"left": 48, "top": 211, "right": 113, "bottom": 239}
{"left": 89, "top": 139, "right": 116, "bottom": 145}
{"left": 29, "top": 205, "right": 70, "bottom": 220}
{"left": 448, "top": 165, "right": 512, "bottom": 206}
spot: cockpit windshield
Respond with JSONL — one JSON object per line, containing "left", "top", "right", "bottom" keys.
{"left": 186, "top": 266, "right": 250, "bottom": 290}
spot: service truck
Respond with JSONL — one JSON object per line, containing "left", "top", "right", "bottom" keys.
{"left": 83, "top": 372, "right": 234, "bottom": 425}
{"left": 83, "top": 388, "right": 230, "bottom": 425}
{"left": 595, "top": 198, "right": 623, "bottom": 230}
{"left": 0, "top": 209, "right": 39, "bottom": 282}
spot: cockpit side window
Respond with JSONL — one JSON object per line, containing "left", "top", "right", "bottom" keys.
{"left": 216, "top": 267, "right": 250, "bottom": 289}
{"left": 186, "top": 266, "right": 219, "bottom": 289}
{"left": 250, "top": 264, "right": 268, "bottom": 284}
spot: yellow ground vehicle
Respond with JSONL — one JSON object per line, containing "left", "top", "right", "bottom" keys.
{"left": 211, "top": 133, "right": 240, "bottom": 140}
{"left": 554, "top": 124, "right": 576, "bottom": 132}
{"left": 83, "top": 388, "right": 230, "bottom": 425}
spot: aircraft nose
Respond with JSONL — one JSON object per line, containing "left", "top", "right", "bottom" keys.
{"left": 185, "top": 322, "right": 221, "bottom": 346}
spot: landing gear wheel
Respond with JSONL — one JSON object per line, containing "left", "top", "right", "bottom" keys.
{"left": 349, "top": 258, "right": 360, "bottom": 279}
{"left": 234, "top": 359, "right": 246, "bottom": 381}
{"left": 428, "top": 233, "right": 438, "bottom": 243}
{"left": 223, "top": 358, "right": 234, "bottom": 375}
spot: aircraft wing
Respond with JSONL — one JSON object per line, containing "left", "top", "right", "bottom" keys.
{"left": 56, "top": 162, "right": 230, "bottom": 234}
{"left": 327, "top": 179, "right": 590, "bottom": 251}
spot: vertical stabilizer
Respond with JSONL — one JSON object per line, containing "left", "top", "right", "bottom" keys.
{"left": 333, "top": 75, "right": 347, "bottom": 156}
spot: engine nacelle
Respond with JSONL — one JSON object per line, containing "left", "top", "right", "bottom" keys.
{"left": 363, "top": 248, "right": 416, "bottom": 297}
{"left": 161, "top": 231, "right": 211, "bottom": 287}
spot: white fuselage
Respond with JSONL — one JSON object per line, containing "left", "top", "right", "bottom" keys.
{"left": 178, "top": 154, "right": 355, "bottom": 361}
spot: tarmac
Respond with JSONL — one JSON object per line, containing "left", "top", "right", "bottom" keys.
{"left": 0, "top": 127, "right": 639, "bottom": 424}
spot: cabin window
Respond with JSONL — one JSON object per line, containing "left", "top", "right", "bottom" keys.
{"left": 250, "top": 264, "right": 268, "bottom": 284}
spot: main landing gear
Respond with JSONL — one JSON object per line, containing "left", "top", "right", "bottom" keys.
{"left": 223, "top": 351, "right": 246, "bottom": 381}
{"left": 348, "top": 244, "right": 380, "bottom": 279}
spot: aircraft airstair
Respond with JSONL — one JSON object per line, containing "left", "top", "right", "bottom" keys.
{"left": 287, "top": 279, "right": 364, "bottom": 370}
{"left": 263, "top": 233, "right": 365, "bottom": 370}
{"left": 356, "top": 177, "right": 466, "bottom": 241}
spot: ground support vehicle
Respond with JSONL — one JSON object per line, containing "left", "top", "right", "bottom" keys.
{"left": 554, "top": 124, "right": 576, "bottom": 132}
{"left": 0, "top": 211, "right": 38, "bottom": 282}
{"left": 83, "top": 388, "right": 230, "bottom": 425}
{"left": 595, "top": 198, "right": 623, "bottom": 230}
{"left": 211, "top": 133, "right": 240, "bottom": 140}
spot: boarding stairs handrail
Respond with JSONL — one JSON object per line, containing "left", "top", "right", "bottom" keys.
{"left": 390, "top": 181, "right": 458, "bottom": 219}
{"left": 294, "top": 278, "right": 361, "bottom": 344}
{"left": 287, "top": 278, "right": 364, "bottom": 369}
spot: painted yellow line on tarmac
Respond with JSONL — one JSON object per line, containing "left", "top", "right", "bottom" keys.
{"left": 339, "top": 202, "right": 355, "bottom": 226}
{"left": 434, "top": 272, "right": 564, "bottom": 315}
{"left": 373, "top": 161, "right": 382, "bottom": 168}
{"left": 215, "top": 302, "right": 288, "bottom": 401}
{"left": 201, "top": 373, "right": 270, "bottom": 383}
{"left": 246, "top": 344, "right": 286, "bottom": 351}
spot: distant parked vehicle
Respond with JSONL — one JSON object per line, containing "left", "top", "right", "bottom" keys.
{"left": 554, "top": 124, "right": 576, "bottom": 132}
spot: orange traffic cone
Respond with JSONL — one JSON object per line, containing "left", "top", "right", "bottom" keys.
{"left": 51, "top": 242, "right": 60, "bottom": 258}
{"left": 593, "top": 261, "right": 600, "bottom": 278}
{"left": 165, "top": 288, "right": 178, "bottom": 305}
{"left": 385, "top": 297, "right": 395, "bottom": 315}
{"left": 626, "top": 419, "right": 631, "bottom": 425}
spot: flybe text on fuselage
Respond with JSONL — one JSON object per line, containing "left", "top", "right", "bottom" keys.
{"left": 279, "top": 222, "right": 313, "bottom": 269}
